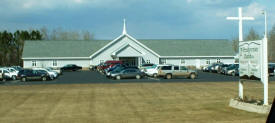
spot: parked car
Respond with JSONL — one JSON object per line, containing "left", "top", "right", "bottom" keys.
{"left": 106, "top": 65, "right": 138, "bottom": 78}
{"left": 47, "top": 67, "right": 62, "bottom": 75}
{"left": 60, "top": 64, "right": 82, "bottom": 71}
{"left": 89, "top": 65, "right": 97, "bottom": 71}
{"left": 105, "top": 64, "right": 126, "bottom": 75}
{"left": 218, "top": 64, "right": 230, "bottom": 74}
{"left": 202, "top": 65, "right": 212, "bottom": 72}
{"left": 220, "top": 64, "right": 232, "bottom": 75}
{"left": 98, "top": 60, "right": 124, "bottom": 72}
{"left": 210, "top": 63, "right": 223, "bottom": 73}
{"left": 18, "top": 69, "right": 51, "bottom": 82}
{"left": 157, "top": 64, "right": 198, "bottom": 79}
{"left": 226, "top": 64, "right": 239, "bottom": 76}
{"left": 139, "top": 63, "right": 155, "bottom": 72}
{"left": 268, "top": 64, "right": 275, "bottom": 76}
{"left": 110, "top": 68, "right": 145, "bottom": 80}
{"left": 11, "top": 66, "right": 23, "bottom": 72}
{"left": 5, "top": 67, "right": 19, "bottom": 76}
{"left": 32, "top": 68, "right": 58, "bottom": 80}
{"left": 0, "top": 68, "right": 17, "bottom": 80}
{"left": 144, "top": 64, "right": 161, "bottom": 78}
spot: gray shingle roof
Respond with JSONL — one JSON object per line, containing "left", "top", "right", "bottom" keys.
{"left": 22, "top": 39, "right": 235, "bottom": 58}
{"left": 139, "top": 39, "right": 235, "bottom": 56}
{"left": 22, "top": 40, "right": 109, "bottom": 58}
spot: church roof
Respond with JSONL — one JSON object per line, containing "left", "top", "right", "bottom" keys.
{"left": 139, "top": 39, "right": 235, "bottom": 56}
{"left": 22, "top": 40, "right": 109, "bottom": 58}
{"left": 22, "top": 39, "right": 235, "bottom": 59}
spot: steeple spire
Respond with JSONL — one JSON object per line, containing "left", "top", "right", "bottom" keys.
{"left": 122, "top": 19, "right": 127, "bottom": 35}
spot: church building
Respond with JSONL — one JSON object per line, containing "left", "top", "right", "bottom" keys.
{"left": 22, "top": 20, "right": 236, "bottom": 69}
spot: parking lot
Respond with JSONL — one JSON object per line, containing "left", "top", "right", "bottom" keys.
{"left": 1, "top": 70, "right": 275, "bottom": 85}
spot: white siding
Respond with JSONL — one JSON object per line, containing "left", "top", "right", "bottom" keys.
{"left": 23, "top": 59, "right": 90, "bottom": 68}
{"left": 92, "top": 36, "right": 159, "bottom": 66}
{"left": 159, "top": 57, "right": 235, "bottom": 69}
{"left": 166, "top": 58, "right": 180, "bottom": 65}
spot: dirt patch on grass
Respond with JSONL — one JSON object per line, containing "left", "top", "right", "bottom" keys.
{"left": 0, "top": 82, "right": 274, "bottom": 123}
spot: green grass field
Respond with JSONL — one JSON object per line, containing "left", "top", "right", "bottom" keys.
{"left": 0, "top": 82, "right": 274, "bottom": 123}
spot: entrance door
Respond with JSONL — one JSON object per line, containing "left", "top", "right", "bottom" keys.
{"left": 119, "top": 57, "right": 138, "bottom": 67}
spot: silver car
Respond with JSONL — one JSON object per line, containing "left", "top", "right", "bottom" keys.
{"left": 157, "top": 65, "right": 198, "bottom": 79}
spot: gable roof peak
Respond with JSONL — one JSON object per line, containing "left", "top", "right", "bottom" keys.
{"left": 122, "top": 18, "right": 127, "bottom": 35}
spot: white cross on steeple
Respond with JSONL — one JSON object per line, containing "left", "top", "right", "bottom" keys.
{"left": 122, "top": 19, "right": 127, "bottom": 35}
{"left": 226, "top": 7, "right": 254, "bottom": 41}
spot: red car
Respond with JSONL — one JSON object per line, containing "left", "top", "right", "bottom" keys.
{"left": 98, "top": 60, "right": 123, "bottom": 72}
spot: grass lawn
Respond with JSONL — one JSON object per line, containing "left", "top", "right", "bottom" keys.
{"left": 0, "top": 81, "right": 274, "bottom": 123}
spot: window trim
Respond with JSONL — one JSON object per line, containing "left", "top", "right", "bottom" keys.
{"left": 217, "top": 59, "right": 221, "bottom": 63}
{"left": 206, "top": 59, "right": 210, "bottom": 65}
{"left": 180, "top": 59, "right": 185, "bottom": 64}
{"left": 53, "top": 60, "right": 57, "bottom": 67}
{"left": 160, "top": 58, "right": 167, "bottom": 64}
{"left": 32, "top": 61, "right": 37, "bottom": 67}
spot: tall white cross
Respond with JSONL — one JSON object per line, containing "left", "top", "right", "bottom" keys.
{"left": 226, "top": 7, "right": 254, "bottom": 41}
{"left": 122, "top": 19, "right": 127, "bottom": 35}
{"left": 226, "top": 7, "right": 255, "bottom": 100}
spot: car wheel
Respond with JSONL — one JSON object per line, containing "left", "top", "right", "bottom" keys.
{"left": 21, "top": 77, "right": 26, "bottom": 82}
{"left": 190, "top": 73, "right": 196, "bottom": 79}
{"left": 136, "top": 75, "right": 141, "bottom": 79}
{"left": 12, "top": 75, "right": 16, "bottom": 80}
{"left": 42, "top": 77, "right": 47, "bottom": 81}
{"left": 153, "top": 73, "right": 157, "bottom": 78}
{"left": 116, "top": 76, "right": 121, "bottom": 80}
{"left": 166, "top": 74, "right": 172, "bottom": 79}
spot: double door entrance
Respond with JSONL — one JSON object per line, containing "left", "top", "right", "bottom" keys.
{"left": 119, "top": 57, "right": 138, "bottom": 67}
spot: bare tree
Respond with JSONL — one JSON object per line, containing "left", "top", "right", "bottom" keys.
{"left": 40, "top": 26, "right": 49, "bottom": 40}
{"left": 245, "top": 28, "right": 261, "bottom": 41}
{"left": 232, "top": 37, "right": 239, "bottom": 53}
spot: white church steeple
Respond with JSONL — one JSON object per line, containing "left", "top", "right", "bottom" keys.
{"left": 122, "top": 19, "right": 127, "bottom": 35}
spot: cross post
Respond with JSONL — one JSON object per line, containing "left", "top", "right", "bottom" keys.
{"left": 226, "top": 7, "right": 254, "bottom": 100}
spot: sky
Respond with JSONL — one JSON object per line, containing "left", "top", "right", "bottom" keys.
{"left": 0, "top": 0, "right": 274, "bottom": 40}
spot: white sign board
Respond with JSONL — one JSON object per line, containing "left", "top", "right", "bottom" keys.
{"left": 239, "top": 40, "right": 262, "bottom": 79}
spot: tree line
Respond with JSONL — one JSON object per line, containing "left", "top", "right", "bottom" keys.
{"left": 232, "top": 24, "right": 275, "bottom": 62}
{"left": 0, "top": 28, "right": 94, "bottom": 66}
{"left": 0, "top": 30, "right": 42, "bottom": 66}
{"left": 1, "top": 25, "right": 275, "bottom": 67}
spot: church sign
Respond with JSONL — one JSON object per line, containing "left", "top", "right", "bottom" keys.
{"left": 239, "top": 40, "right": 262, "bottom": 79}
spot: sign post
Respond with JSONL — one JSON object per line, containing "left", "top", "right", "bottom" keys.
{"left": 226, "top": 7, "right": 254, "bottom": 100}
{"left": 262, "top": 37, "right": 268, "bottom": 105}
{"left": 262, "top": 10, "right": 269, "bottom": 105}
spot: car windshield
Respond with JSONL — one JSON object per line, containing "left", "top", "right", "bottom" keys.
{"left": 228, "top": 64, "right": 238, "bottom": 69}
{"left": 223, "top": 64, "right": 229, "bottom": 67}
{"left": 9, "top": 69, "right": 15, "bottom": 72}
{"left": 113, "top": 67, "right": 124, "bottom": 72}
{"left": 151, "top": 65, "right": 157, "bottom": 68}
{"left": 47, "top": 68, "right": 53, "bottom": 70}
{"left": 142, "top": 64, "right": 154, "bottom": 67}
{"left": 46, "top": 68, "right": 53, "bottom": 72}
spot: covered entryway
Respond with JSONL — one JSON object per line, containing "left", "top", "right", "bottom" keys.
{"left": 119, "top": 57, "right": 138, "bottom": 67}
